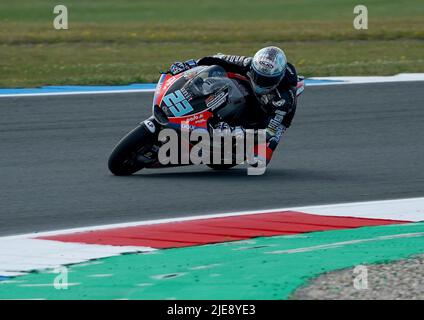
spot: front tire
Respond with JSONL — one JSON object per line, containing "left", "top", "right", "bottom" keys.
{"left": 108, "top": 125, "right": 154, "bottom": 176}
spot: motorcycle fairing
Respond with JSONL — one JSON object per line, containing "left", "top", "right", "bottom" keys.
{"left": 152, "top": 66, "right": 232, "bottom": 130}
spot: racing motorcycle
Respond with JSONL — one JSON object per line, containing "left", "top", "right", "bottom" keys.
{"left": 108, "top": 65, "right": 305, "bottom": 175}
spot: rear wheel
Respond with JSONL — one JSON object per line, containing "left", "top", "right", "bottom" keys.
{"left": 108, "top": 125, "right": 155, "bottom": 176}
{"left": 205, "top": 136, "right": 242, "bottom": 170}
{"left": 206, "top": 163, "right": 237, "bottom": 170}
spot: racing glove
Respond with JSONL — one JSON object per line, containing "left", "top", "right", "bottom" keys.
{"left": 168, "top": 59, "right": 198, "bottom": 75}
{"left": 210, "top": 122, "right": 245, "bottom": 139}
{"left": 209, "top": 122, "right": 245, "bottom": 164}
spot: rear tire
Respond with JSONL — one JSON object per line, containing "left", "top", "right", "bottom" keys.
{"left": 206, "top": 163, "right": 237, "bottom": 170}
{"left": 108, "top": 125, "right": 154, "bottom": 176}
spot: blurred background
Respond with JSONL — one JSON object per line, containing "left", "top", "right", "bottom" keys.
{"left": 0, "top": 0, "right": 423, "bottom": 87}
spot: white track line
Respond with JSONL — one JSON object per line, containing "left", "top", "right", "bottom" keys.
{"left": 0, "top": 239, "right": 154, "bottom": 276}
{"left": 309, "top": 73, "right": 424, "bottom": 85}
{"left": 1, "top": 74, "right": 423, "bottom": 98}
{"left": 0, "top": 89, "right": 154, "bottom": 98}
{"left": 267, "top": 232, "right": 424, "bottom": 254}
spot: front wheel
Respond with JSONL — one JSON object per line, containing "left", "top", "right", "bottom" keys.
{"left": 108, "top": 125, "right": 155, "bottom": 176}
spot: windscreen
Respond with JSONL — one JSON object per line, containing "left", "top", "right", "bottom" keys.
{"left": 182, "top": 65, "right": 228, "bottom": 99}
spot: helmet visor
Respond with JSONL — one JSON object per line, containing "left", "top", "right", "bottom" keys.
{"left": 249, "top": 69, "right": 284, "bottom": 93}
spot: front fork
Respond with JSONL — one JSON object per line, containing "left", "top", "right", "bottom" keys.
{"left": 137, "top": 117, "right": 161, "bottom": 167}
{"left": 140, "top": 117, "right": 198, "bottom": 168}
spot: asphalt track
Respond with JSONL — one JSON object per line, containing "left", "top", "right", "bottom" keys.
{"left": 0, "top": 82, "right": 423, "bottom": 236}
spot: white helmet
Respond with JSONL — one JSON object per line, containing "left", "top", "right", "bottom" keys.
{"left": 248, "top": 46, "right": 287, "bottom": 95}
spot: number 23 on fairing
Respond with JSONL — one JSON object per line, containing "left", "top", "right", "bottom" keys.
{"left": 163, "top": 90, "right": 194, "bottom": 117}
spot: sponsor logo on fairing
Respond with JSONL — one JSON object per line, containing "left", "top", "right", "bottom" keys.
{"left": 143, "top": 120, "right": 156, "bottom": 133}
{"left": 206, "top": 89, "right": 228, "bottom": 111}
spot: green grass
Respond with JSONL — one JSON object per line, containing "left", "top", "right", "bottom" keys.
{"left": 0, "top": 0, "right": 423, "bottom": 87}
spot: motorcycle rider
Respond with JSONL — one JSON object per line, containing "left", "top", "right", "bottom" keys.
{"left": 168, "top": 46, "right": 298, "bottom": 166}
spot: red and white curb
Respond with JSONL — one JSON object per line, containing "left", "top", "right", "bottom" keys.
{"left": 0, "top": 197, "right": 423, "bottom": 277}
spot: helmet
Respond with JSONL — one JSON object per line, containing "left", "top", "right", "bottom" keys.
{"left": 248, "top": 46, "right": 287, "bottom": 95}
